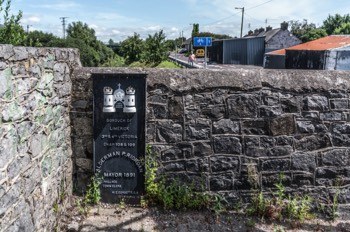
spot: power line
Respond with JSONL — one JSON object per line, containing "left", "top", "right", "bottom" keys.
{"left": 60, "top": 17, "right": 68, "bottom": 39}
{"left": 202, "top": 0, "right": 274, "bottom": 27}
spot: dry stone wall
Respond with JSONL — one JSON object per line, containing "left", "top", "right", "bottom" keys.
{"left": 0, "top": 45, "right": 81, "bottom": 231}
{"left": 72, "top": 67, "right": 350, "bottom": 208}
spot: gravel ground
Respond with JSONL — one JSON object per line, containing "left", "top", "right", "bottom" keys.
{"left": 59, "top": 197, "right": 350, "bottom": 232}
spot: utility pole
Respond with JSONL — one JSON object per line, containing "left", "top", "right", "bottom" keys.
{"left": 60, "top": 17, "right": 68, "bottom": 39}
{"left": 26, "top": 25, "right": 32, "bottom": 34}
{"left": 235, "top": 7, "right": 244, "bottom": 38}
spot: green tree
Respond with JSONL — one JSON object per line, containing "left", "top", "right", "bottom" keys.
{"left": 323, "top": 14, "right": 350, "bottom": 35}
{"left": 289, "top": 19, "right": 317, "bottom": 42}
{"left": 64, "top": 21, "right": 115, "bottom": 66}
{"left": 120, "top": 33, "right": 144, "bottom": 64}
{"left": 334, "top": 22, "right": 350, "bottom": 35}
{"left": 24, "top": 30, "right": 59, "bottom": 47}
{"left": 0, "top": 0, "right": 26, "bottom": 45}
{"left": 143, "top": 30, "right": 167, "bottom": 65}
{"left": 300, "top": 28, "right": 327, "bottom": 42}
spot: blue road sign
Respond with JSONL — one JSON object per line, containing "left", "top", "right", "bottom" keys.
{"left": 193, "top": 37, "right": 212, "bottom": 47}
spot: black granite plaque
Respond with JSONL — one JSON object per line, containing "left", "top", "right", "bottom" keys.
{"left": 92, "top": 73, "right": 147, "bottom": 203}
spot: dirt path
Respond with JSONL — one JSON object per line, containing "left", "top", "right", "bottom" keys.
{"left": 59, "top": 197, "right": 350, "bottom": 232}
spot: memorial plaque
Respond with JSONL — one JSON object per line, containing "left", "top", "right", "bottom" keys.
{"left": 92, "top": 73, "right": 147, "bottom": 203}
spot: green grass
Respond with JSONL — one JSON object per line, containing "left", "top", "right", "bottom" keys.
{"left": 128, "top": 60, "right": 182, "bottom": 68}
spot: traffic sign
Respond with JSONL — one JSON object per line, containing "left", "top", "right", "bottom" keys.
{"left": 193, "top": 37, "right": 212, "bottom": 47}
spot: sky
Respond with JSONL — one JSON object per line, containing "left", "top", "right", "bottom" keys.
{"left": 9, "top": 0, "right": 350, "bottom": 43}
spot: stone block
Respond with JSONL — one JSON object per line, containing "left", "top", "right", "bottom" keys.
{"left": 303, "top": 95, "right": 329, "bottom": 111}
{"left": 259, "top": 106, "right": 282, "bottom": 117}
{"left": 227, "top": 94, "right": 259, "bottom": 118}
{"left": 156, "top": 121, "right": 183, "bottom": 143}
{"left": 185, "top": 119, "right": 211, "bottom": 141}
{"left": 296, "top": 120, "right": 327, "bottom": 134}
{"left": 213, "top": 136, "right": 242, "bottom": 154}
{"left": 234, "top": 175, "right": 258, "bottom": 190}
{"left": 212, "top": 119, "right": 240, "bottom": 134}
{"left": 320, "top": 111, "right": 343, "bottom": 121}
{"left": 262, "top": 173, "right": 292, "bottom": 188}
{"left": 280, "top": 97, "right": 300, "bottom": 113}
{"left": 192, "top": 141, "right": 212, "bottom": 157}
{"left": 245, "top": 147, "right": 269, "bottom": 157}
{"left": 260, "top": 136, "right": 275, "bottom": 148}
{"left": 7, "top": 154, "right": 31, "bottom": 180}
{"left": 291, "top": 152, "right": 316, "bottom": 172}
{"left": 163, "top": 161, "right": 185, "bottom": 172}
{"left": 201, "top": 104, "right": 226, "bottom": 119}
{"left": 330, "top": 99, "right": 348, "bottom": 110}
{"left": 210, "top": 155, "right": 240, "bottom": 172}
{"left": 148, "top": 103, "right": 168, "bottom": 119}
{"left": 292, "top": 173, "right": 314, "bottom": 187}
{"left": 242, "top": 119, "right": 269, "bottom": 135}
{"left": 75, "top": 158, "right": 93, "bottom": 172}
{"left": 275, "top": 136, "right": 294, "bottom": 146}
{"left": 210, "top": 173, "right": 234, "bottom": 191}
{"left": 161, "top": 147, "right": 184, "bottom": 161}
{"left": 30, "top": 133, "right": 48, "bottom": 158}
{"left": 244, "top": 136, "right": 259, "bottom": 148}
{"left": 269, "top": 146, "right": 293, "bottom": 157}
{"left": 168, "top": 96, "right": 183, "bottom": 119}
{"left": 186, "top": 158, "right": 209, "bottom": 172}
{"left": 322, "top": 149, "right": 349, "bottom": 167}
{"left": 332, "top": 123, "right": 350, "bottom": 146}
{"left": 261, "top": 158, "right": 290, "bottom": 171}
{"left": 295, "top": 134, "right": 331, "bottom": 151}
{"left": 147, "top": 94, "right": 168, "bottom": 104}
{"left": 270, "top": 114, "right": 295, "bottom": 136}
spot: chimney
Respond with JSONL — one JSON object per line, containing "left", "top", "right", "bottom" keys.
{"left": 266, "top": 26, "right": 272, "bottom": 31}
{"left": 281, "top": 21, "right": 288, "bottom": 30}
{"left": 258, "top": 27, "right": 265, "bottom": 33}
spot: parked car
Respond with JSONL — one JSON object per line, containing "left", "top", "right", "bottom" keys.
{"left": 179, "top": 48, "right": 188, "bottom": 54}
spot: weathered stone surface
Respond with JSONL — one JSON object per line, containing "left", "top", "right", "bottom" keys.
{"left": 261, "top": 158, "right": 290, "bottom": 171}
{"left": 148, "top": 103, "right": 168, "bottom": 119}
{"left": 168, "top": 96, "right": 183, "bottom": 119}
{"left": 210, "top": 156, "right": 240, "bottom": 172}
{"left": 213, "top": 136, "right": 242, "bottom": 154}
{"left": 332, "top": 123, "right": 350, "bottom": 146}
{"left": 156, "top": 120, "right": 183, "bottom": 143}
{"left": 186, "top": 158, "right": 209, "bottom": 172}
{"left": 210, "top": 173, "right": 234, "bottom": 191}
{"left": 296, "top": 120, "right": 327, "bottom": 134}
{"left": 163, "top": 161, "right": 186, "bottom": 172}
{"left": 192, "top": 141, "right": 212, "bottom": 157}
{"left": 0, "top": 45, "right": 77, "bottom": 232}
{"left": 330, "top": 99, "right": 348, "bottom": 110}
{"left": 293, "top": 173, "right": 314, "bottom": 186}
{"left": 295, "top": 134, "right": 331, "bottom": 151}
{"left": 242, "top": 119, "right": 269, "bottom": 135}
{"left": 322, "top": 149, "right": 349, "bottom": 167}
{"left": 303, "top": 95, "right": 329, "bottom": 111}
{"left": 161, "top": 147, "right": 184, "bottom": 161}
{"left": 213, "top": 119, "right": 240, "bottom": 134}
{"left": 280, "top": 97, "right": 300, "bottom": 113}
{"left": 259, "top": 106, "right": 282, "bottom": 117}
{"left": 262, "top": 173, "right": 292, "bottom": 188}
{"left": 320, "top": 111, "right": 343, "bottom": 121}
{"left": 227, "top": 94, "right": 259, "bottom": 118}
{"left": 291, "top": 152, "right": 316, "bottom": 172}
{"left": 270, "top": 114, "right": 295, "bottom": 136}
{"left": 185, "top": 119, "right": 211, "bottom": 140}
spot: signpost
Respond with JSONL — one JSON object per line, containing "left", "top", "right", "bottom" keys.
{"left": 193, "top": 37, "right": 212, "bottom": 68}
{"left": 92, "top": 73, "right": 147, "bottom": 204}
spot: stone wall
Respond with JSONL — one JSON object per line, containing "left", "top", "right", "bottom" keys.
{"left": 72, "top": 67, "right": 350, "bottom": 208}
{"left": 0, "top": 45, "right": 81, "bottom": 231}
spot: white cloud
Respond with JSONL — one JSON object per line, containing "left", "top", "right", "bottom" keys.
{"left": 39, "top": 2, "right": 81, "bottom": 11}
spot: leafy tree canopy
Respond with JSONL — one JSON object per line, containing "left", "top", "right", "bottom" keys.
{"left": 323, "top": 14, "right": 350, "bottom": 35}
{"left": 120, "top": 32, "right": 144, "bottom": 64}
{"left": 0, "top": 0, "right": 26, "bottom": 45}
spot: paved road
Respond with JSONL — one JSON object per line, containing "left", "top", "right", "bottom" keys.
{"left": 169, "top": 53, "right": 263, "bottom": 70}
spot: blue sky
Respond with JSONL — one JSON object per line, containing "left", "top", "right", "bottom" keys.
{"left": 9, "top": 0, "right": 350, "bottom": 42}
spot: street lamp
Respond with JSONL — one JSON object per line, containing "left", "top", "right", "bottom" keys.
{"left": 235, "top": 7, "right": 244, "bottom": 38}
